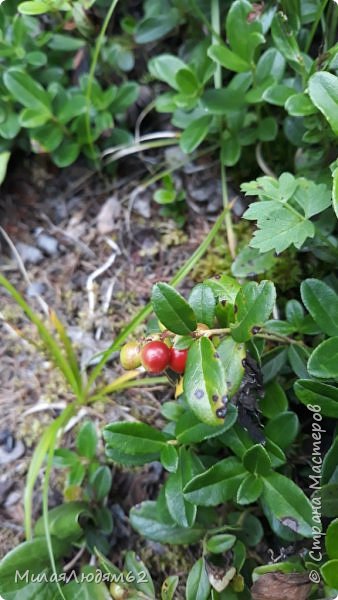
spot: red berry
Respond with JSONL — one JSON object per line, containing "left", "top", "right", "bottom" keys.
{"left": 169, "top": 348, "right": 188, "bottom": 374}
{"left": 141, "top": 341, "right": 171, "bottom": 374}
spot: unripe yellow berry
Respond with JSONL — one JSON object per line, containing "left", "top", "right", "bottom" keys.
{"left": 120, "top": 341, "right": 141, "bottom": 370}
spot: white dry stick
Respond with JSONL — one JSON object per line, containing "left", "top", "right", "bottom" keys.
{"left": 86, "top": 238, "right": 120, "bottom": 318}
{"left": 0, "top": 226, "right": 49, "bottom": 316}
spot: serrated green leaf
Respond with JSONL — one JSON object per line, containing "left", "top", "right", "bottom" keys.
{"left": 151, "top": 282, "right": 197, "bottom": 334}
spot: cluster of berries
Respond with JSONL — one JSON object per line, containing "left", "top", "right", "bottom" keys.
{"left": 120, "top": 339, "right": 188, "bottom": 374}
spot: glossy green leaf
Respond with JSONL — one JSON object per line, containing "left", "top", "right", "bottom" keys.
{"left": 243, "top": 444, "right": 272, "bottom": 476}
{"left": 19, "top": 107, "right": 50, "bottom": 128}
{"left": 52, "top": 140, "right": 80, "bottom": 168}
{"left": 206, "top": 534, "right": 236, "bottom": 554}
{"left": 160, "top": 444, "right": 178, "bottom": 472}
{"left": 180, "top": 115, "right": 212, "bottom": 154}
{"left": 285, "top": 93, "right": 316, "bottom": 116}
{"left": 186, "top": 558, "right": 210, "bottom": 600}
{"left": 148, "top": 54, "right": 186, "bottom": 89}
{"left": 175, "top": 68, "right": 199, "bottom": 96}
{"left": 229, "top": 512, "right": 263, "bottom": 548}
{"left": 18, "top": 1, "right": 49, "bottom": 14}
{"left": 236, "top": 473, "right": 264, "bottom": 505}
{"left": 188, "top": 283, "right": 216, "bottom": 327}
{"left": 208, "top": 44, "right": 250, "bottom": 73}
{"left": 255, "top": 48, "right": 285, "bottom": 83}
{"left": 226, "top": 0, "right": 264, "bottom": 62}
{"left": 63, "top": 565, "right": 113, "bottom": 599}
{"left": 48, "top": 34, "right": 86, "bottom": 52}
{"left": 217, "top": 338, "right": 245, "bottom": 398}
{"left": 257, "top": 116, "right": 278, "bottom": 141}
{"left": 183, "top": 457, "right": 246, "bottom": 506}
{"left": 201, "top": 88, "right": 245, "bottom": 114}
{"left": 135, "top": 10, "right": 180, "bottom": 44}
{"left": 165, "top": 447, "right": 200, "bottom": 527}
{"left": 264, "top": 411, "right": 299, "bottom": 449}
{"left": 320, "top": 559, "right": 338, "bottom": 588}
{"left": 271, "top": 11, "right": 303, "bottom": 67}
{"left": 301, "top": 279, "right": 338, "bottom": 336}
{"left": 175, "top": 405, "right": 237, "bottom": 444}
{"left": 124, "top": 551, "right": 155, "bottom": 598}
{"left": 326, "top": 518, "right": 338, "bottom": 559}
{"left": 263, "top": 83, "right": 295, "bottom": 106}
{"left": 322, "top": 435, "right": 338, "bottom": 484}
{"left": 4, "top": 68, "right": 51, "bottom": 114}
{"left": 262, "top": 347, "right": 288, "bottom": 383}
{"left": 104, "top": 421, "right": 167, "bottom": 455}
{"left": 89, "top": 466, "right": 112, "bottom": 501}
{"left": 308, "top": 72, "right": 338, "bottom": 135}
{"left": 184, "top": 337, "right": 228, "bottom": 426}
{"left": 231, "top": 280, "right": 276, "bottom": 342}
{"left": 259, "top": 380, "right": 288, "bottom": 418}
{"left": 0, "top": 537, "right": 70, "bottom": 599}
{"left": 151, "top": 282, "right": 197, "bottom": 334}
{"left": 161, "top": 575, "right": 179, "bottom": 600}
{"left": 130, "top": 501, "right": 205, "bottom": 544}
{"left": 76, "top": 421, "right": 97, "bottom": 458}
{"left": 34, "top": 502, "right": 91, "bottom": 540}
{"left": 221, "top": 134, "right": 241, "bottom": 166}
{"left": 288, "top": 344, "right": 309, "bottom": 379}
{"left": 294, "top": 379, "right": 338, "bottom": 418}
{"left": 262, "top": 472, "right": 313, "bottom": 537}
{"left": 308, "top": 338, "right": 338, "bottom": 379}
